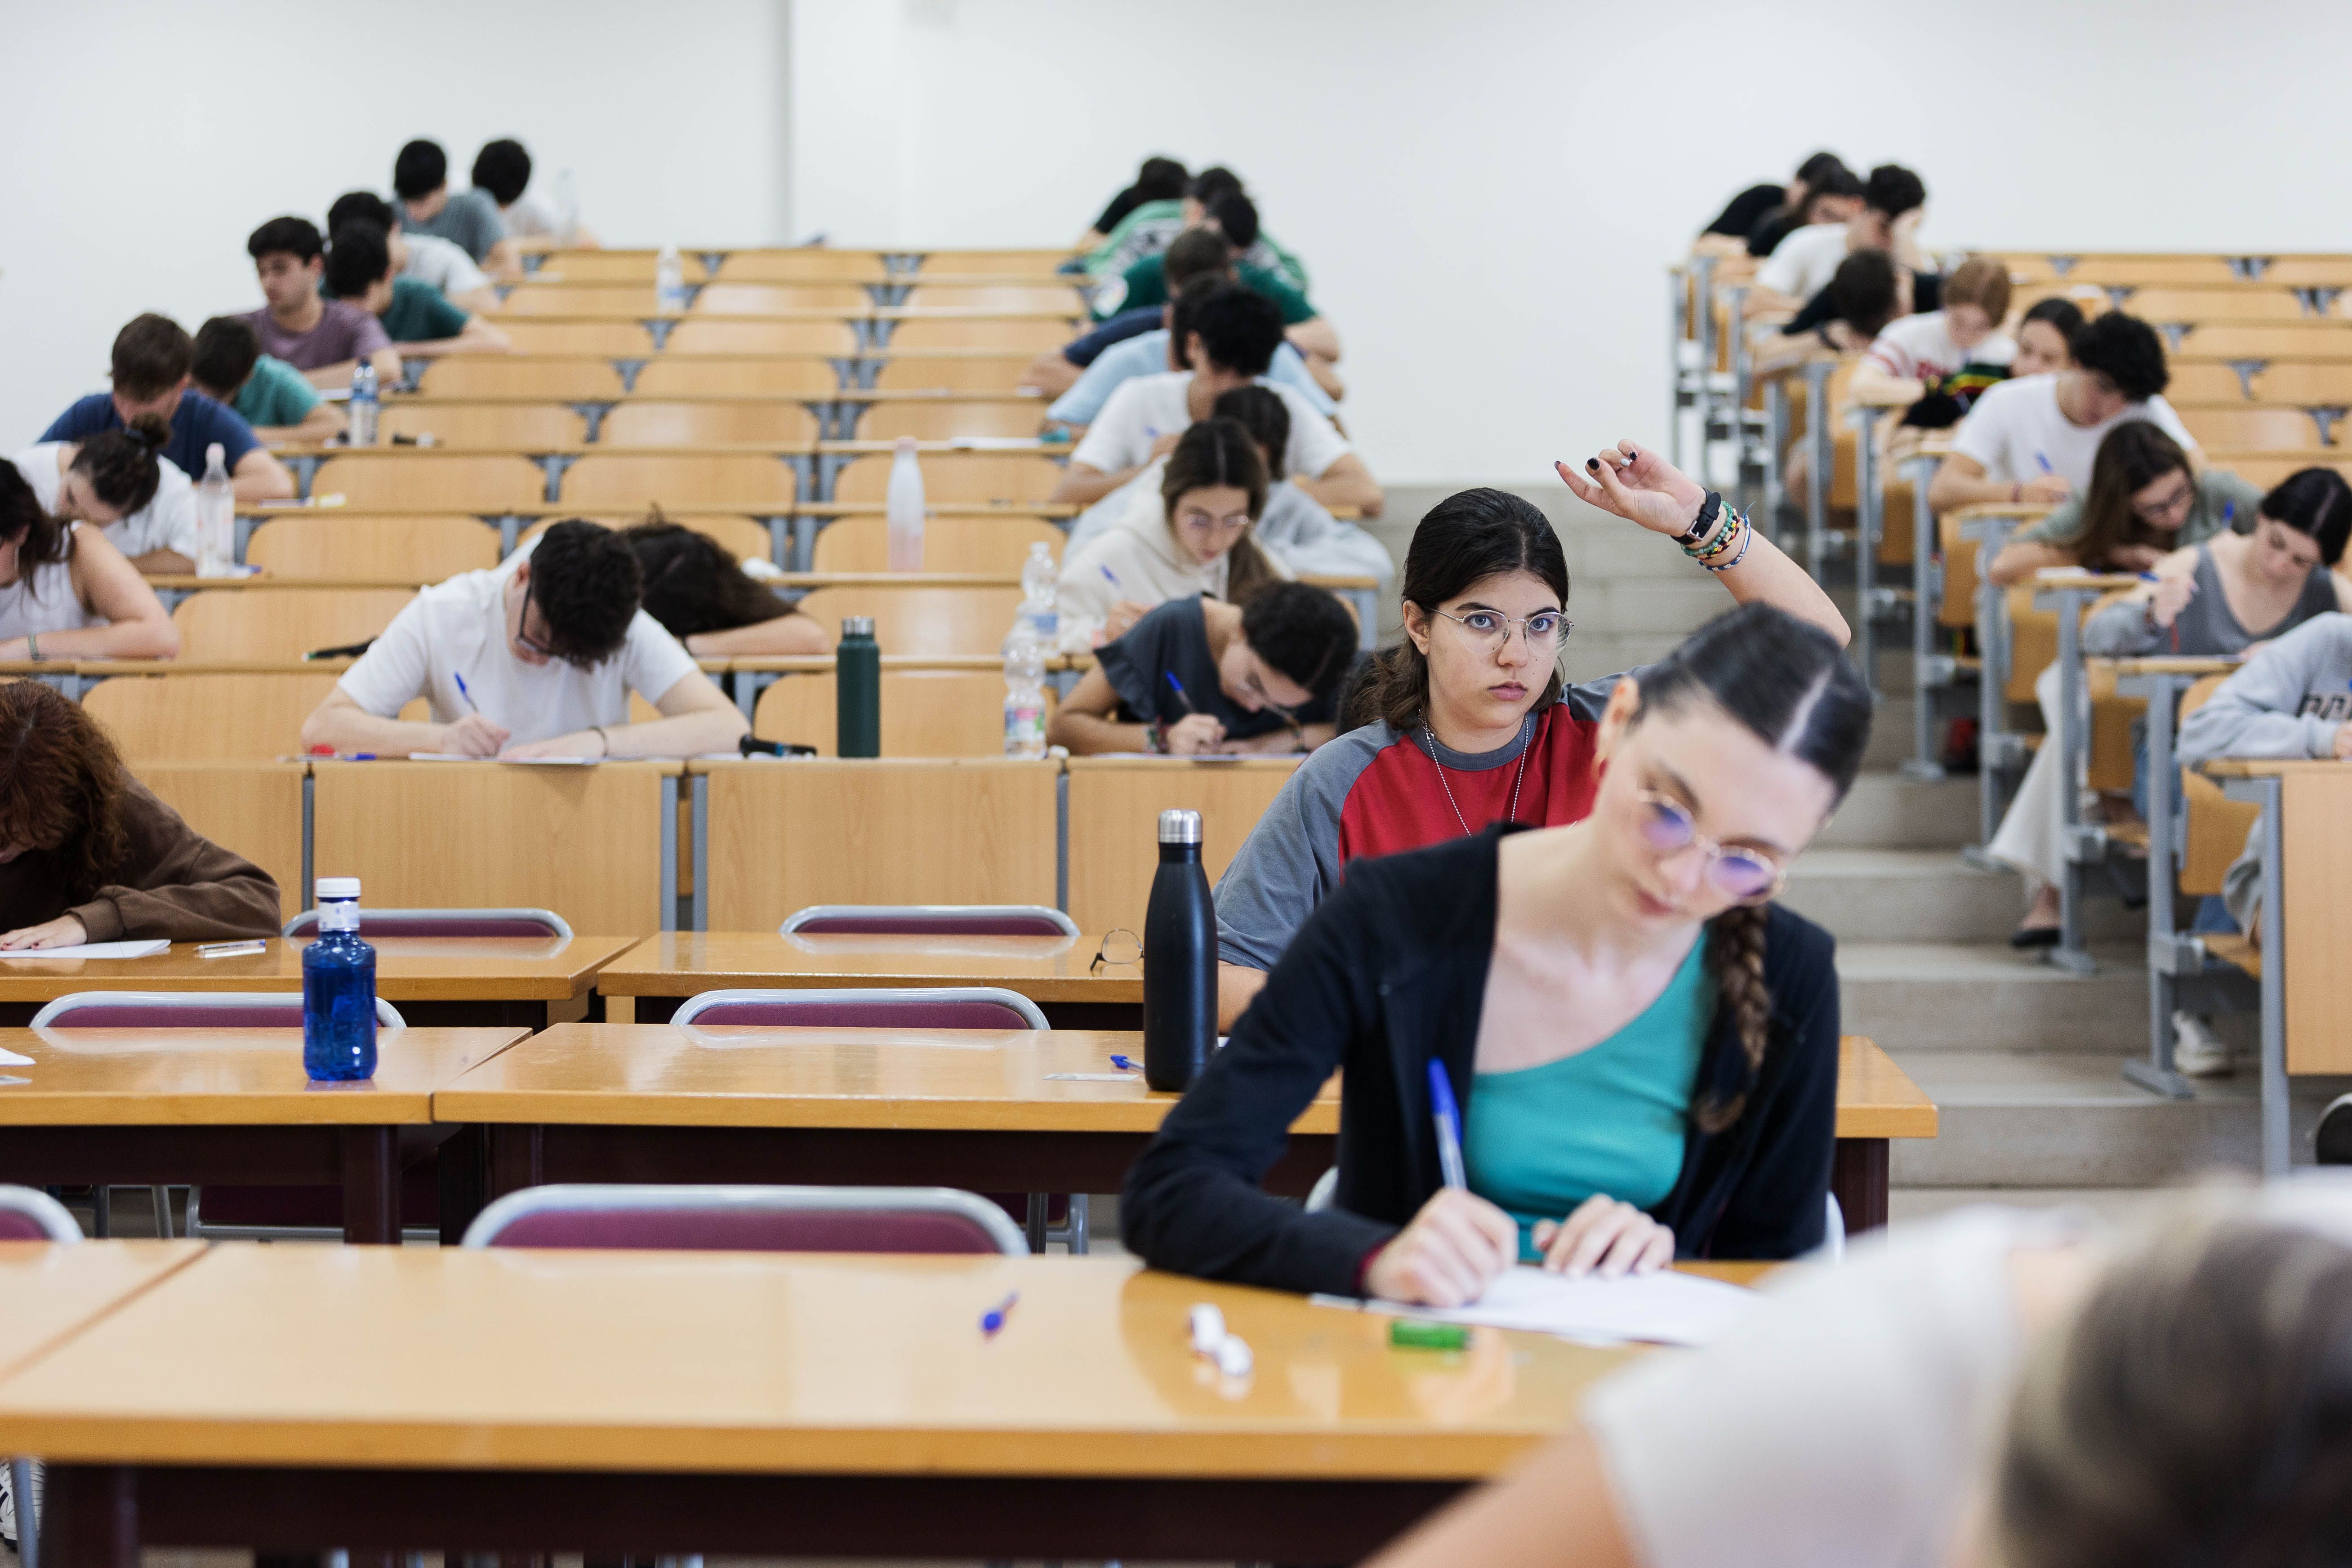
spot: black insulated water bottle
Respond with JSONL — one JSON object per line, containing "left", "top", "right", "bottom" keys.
{"left": 1143, "top": 807, "right": 1216, "bottom": 1091}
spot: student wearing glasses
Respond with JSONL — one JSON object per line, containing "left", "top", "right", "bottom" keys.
{"left": 1209, "top": 443, "right": 1849, "bottom": 1029}
{"left": 1125, "top": 604, "right": 1871, "bottom": 1290}
{"left": 300, "top": 520, "right": 748, "bottom": 760}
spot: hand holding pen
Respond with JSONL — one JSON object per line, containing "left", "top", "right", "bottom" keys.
{"left": 441, "top": 671, "right": 510, "bottom": 758}
{"left": 1160, "top": 671, "right": 1228, "bottom": 755}
{"left": 1357, "top": 1060, "right": 1519, "bottom": 1307}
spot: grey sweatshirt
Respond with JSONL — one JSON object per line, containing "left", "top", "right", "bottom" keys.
{"left": 2175, "top": 612, "right": 2352, "bottom": 927}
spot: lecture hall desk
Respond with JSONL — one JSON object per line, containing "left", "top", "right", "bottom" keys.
{"left": 0, "top": 1027, "right": 526, "bottom": 1243}
{"left": 0, "top": 1243, "right": 1760, "bottom": 1565}
{"left": 0, "top": 1238, "right": 205, "bottom": 1379}
{"left": 439, "top": 1024, "right": 1936, "bottom": 1234}
{"left": 0, "top": 935, "right": 639, "bottom": 1029}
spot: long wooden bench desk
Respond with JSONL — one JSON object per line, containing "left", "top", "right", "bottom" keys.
{"left": 0, "top": 1028, "right": 526, "bottom": 1243}
{"left": 0, "top": 1245, "right": 1706, "bottom": 1565}
{"left": 0, "top": 1239, "right": 205, "bottom": 1379}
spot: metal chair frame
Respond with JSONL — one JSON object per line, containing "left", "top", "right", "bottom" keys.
{"left": 461, "top": 1181, "right": 1030, "bottom": 1255}
{"left": 673, "top": 985, "right": 1050, "bottom": 1031}
{"left": 281, "top": 906, "right": 574, "bottom": 938}
{"left": 780, "top": 903, "right": 1079, "bottom": 937}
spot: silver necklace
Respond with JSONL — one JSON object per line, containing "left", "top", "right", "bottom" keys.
{"left": 1424, "top": 717, "right": 1532, "bottom": 837}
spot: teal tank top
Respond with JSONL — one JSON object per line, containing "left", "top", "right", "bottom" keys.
{"left": 1463, "top": 935, "right": 1714, "bottom": 1261}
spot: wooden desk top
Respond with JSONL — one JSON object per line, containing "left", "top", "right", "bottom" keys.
{"left": 0, "top": 1240, "right": 207, "bottom": 1381}
{"left": 0, "top": 1246, "right": 1671, "bottom": 1476}
{"left": 1837, "top": 1036, "right": 1938, "bottom": 1139}
{"left": 2032, "top": 570, "right": 2143, "bottom": 590}
{"left": 0, "top": 1028, "right": 525, "bottom": 1126}
{"left": 0, "top": 936, "right": 638, "bottom": 1004}
{"left": 2105, "top": 656, "right": 2245, "bottom": 675}
{"left": 2201, "top": 758, "right": 2352, "bottom": 776}
{"left": 435, "top": 1024, "right": 1313, "bottom": 1131}
{"left": 597, "top": 931, "right": 1143, "bottom": 1002}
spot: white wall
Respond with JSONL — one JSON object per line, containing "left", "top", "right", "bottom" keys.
{"left": 792, "top": 0, "right": 2352, "bottom": 485}
{"left": 0, "top": 0, "right": 788, "bottom": 448}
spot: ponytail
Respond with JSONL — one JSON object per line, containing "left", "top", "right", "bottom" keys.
{"left": 71, "top": 414, "right": 169, "bottom": 516}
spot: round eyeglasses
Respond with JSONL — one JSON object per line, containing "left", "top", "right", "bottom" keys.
{"left": 1635, "top": 792, "right": 1786, "bottom": 904}
{"left": 1428, "top": 606, "right": 1571, "bottom": 650}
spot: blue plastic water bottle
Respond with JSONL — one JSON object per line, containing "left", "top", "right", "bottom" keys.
{"left": 303, "top": 877, "right": 377, "bottom": 1081}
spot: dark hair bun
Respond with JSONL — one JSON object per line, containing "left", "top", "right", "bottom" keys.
{"left": 125, "top": 413, "right": 170, "bottom": 450}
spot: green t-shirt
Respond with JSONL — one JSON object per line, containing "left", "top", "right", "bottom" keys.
{"left": 2013, "top": 468, "right": 2267, "bottom": 555}
{"left": 1109, "top": 255, "right": 1314, "bottom": 325}
{"left": 376, "top": 276, "right": 471, "bottom": 344}
{"left": 230, "top": 354, "right": 321, "bottom": 429}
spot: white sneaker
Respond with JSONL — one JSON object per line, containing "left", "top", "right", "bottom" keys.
{"left": 2173, "top": 1011, "right": 2232, "bottom": 1078}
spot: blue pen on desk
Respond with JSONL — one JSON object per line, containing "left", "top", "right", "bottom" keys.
{"left": 2034, "top": 451, "right": 2054, "bottom": 476}
{"left": 1425, "top": 1059, "right": 1468, "bottom": 1189}
{"left": 454, "top": 671, "right": 479, "bottom": 713}
{"left": 980, "top": 1290, "right": 1019, "bottom": 1336}
{"left": 1110, "top": 1053, "right": 1140, "bottom": 1071}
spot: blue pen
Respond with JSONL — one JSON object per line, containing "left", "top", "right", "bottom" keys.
{"left": 454, "top": 671, "right": 479, "bottom": 713}
{"left": 1425, "top": 1059, "right": 1468, "bottom": 1189}
{"left": 2034, "top": 451, "right": 2054, "bottom": 475}
{"left": 1163, "top": 670, "right": 1198, "bottom": 714}
{"left": 1099, "top": 563, "right": 1123, "bottom": 589}
{"left": 980, "top": 1290, "right": 1019, "bottom": 1336}
{"left": 1109, "top": 1053, "right": 1139, "bottom": 1071}
{"left": 2223, "top": 501, "right": 2237, "bottom": 531}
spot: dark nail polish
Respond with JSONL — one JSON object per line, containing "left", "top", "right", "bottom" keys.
{"left": 1585, "top": 459, "right": 1599, "bottom": 471}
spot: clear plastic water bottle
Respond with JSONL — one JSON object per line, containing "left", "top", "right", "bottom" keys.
{"left": 1008, "top": 539, "right": 1058, "bottom": 649}
{"left": 303, "top": 878, "right": 378, "bottom": 1082}
{"left": 195, "top": 442, "right": 235, "bottom": 577}
{"left": 656, "top": 243, "right": 688, "bottom": 314}
{"left": 555, "top": 168, "right": 580, "bottom": 247}
{"left": 1002, "top": 630, "right": 1046, "bottom": 759}
{"left": 347, "top": 360, "right": 379, "bottom": 446}
{"left": 886, "top": 437, "right": 926, "bottom": 571}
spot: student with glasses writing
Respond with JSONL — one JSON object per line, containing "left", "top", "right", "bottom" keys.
{"left": 1210, "top": 442, "right": 1849, "bottom": 1029}
{"left": 1124, "top": 604, "right": 1872, "bottom": 1292}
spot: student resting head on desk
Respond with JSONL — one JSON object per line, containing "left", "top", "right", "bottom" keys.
{"left": 0, "top": 682, "right": 280, "bottom": 949}
{"left": 623, "top": 517, "right": 827, "bottom": 657}
{"left": 1045, "top": 581, "right": 1357, "bottom": 758}
{"left": 299, "top": 519, "right": 750, "bottom": 760}
{"left": 0, "top": 459, "right": 177, "bottom": 662}
{"left": 9, "top": 419, "right": 202, "bottom": 576}
{"left": 1208, "top": 441, "right": 1852, "bottom": 1031}
{"left": 1123, "top": 602, "right": 1873, "bottom": 1298}
{"left": 1362, "top": 1180, "right": 2352, "bottom": 1568}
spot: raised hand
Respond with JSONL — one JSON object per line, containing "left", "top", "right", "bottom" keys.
{"left": 1557, "top": 441, "right": 1708, "bottom": 539}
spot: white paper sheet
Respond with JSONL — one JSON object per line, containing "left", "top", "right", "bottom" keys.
{"left": 1312, "top": 1265, "right": 1758, "bottom": 1347}
{"left": 0, "top": 939, "right": 171, "bottom": 962}
{"left": 0, "top": 1046, "right": 33, "bottom": 1065}
{"left": 409, "top": 754, "right": 601, "bottom": 766}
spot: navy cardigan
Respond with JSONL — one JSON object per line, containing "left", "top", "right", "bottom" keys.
{"left": 1121, "top": 824, "right": 1841, "bottom": 1295}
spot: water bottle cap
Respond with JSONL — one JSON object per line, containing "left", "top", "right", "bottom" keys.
{"left": 841, "top": 615, "right": 876, "bottom": 636}
{"left": 206, "top": 442, "right": 224, "bottom": 464}
{"left": 1158, "top": 808, "right": 1203, "bottom": 845}
{"left": 315, "top": 876, "right": 361, "bottom": 899}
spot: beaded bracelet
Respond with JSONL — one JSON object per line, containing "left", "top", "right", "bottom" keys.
{"left": 1702, "top": 519, "right": 1757, "bottom": 573}
{"left": 1687, "top": 506, "right": 1747, "bottom": 562}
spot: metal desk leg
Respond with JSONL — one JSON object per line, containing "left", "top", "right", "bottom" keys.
{"left": 1902, "top": 456, "right": 1947, "bottom": 780}
{"left": 1764, "top": 379, "right": 1790, "bottom": 531}
{"left": 2047, "top": 586, "right": 2097, "bottom": 974}
{"left": 1667, "top": 266, "right": 1688, "bottom": 468}
{"left": 2123, "top": 672, "right": 2194, "bottom": 1100}
{"left": 2257, "top": 776, "right": 2290, "bottom": 1175}
{"left": 1804, "top": 359, "right": 1834, "bottom": 583}
{"left": 1724, "top": 285, "right": 1752, "bottom": 510}
{"left": 1850, "top": 405, "right": 1884, "bottom": 690}
{"left": 1963, "top": 518, "right": 2023, "bottom": 858}
{"left": 1693, "top": 256, "right": 1719, "bottom": 472}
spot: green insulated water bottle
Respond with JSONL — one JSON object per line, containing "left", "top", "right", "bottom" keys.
{"left": 837, "top": 615, "right": 881, "bottom": 757}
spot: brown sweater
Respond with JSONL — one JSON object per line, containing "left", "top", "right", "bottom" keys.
{"left": 1, "top": 780, "right": 281, "bottom": 942}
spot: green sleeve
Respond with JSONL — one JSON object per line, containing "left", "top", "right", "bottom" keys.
{"left": 1243, "top": 262, "right": 1316, "bottom": 326}
{"left": 1121, "top": 255, "right": 1169, "bottom": 313}
{"left": 236, "top": 357, "right": 318, "bottom": 427}
{"left": 1260, "top": 235, "right": 1310, "bottom": 293}
{"left": 420, "top": 289, "right": 471, "bottom": 341}
{"left": 1081, "top": 198, "right": 1182, "bottom": 273}
{"left": 2009, "top": 497, "right": 2088, "bottom": 550}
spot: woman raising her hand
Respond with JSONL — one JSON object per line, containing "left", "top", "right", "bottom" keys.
{"left": 1124, "top": 604, "right": 1872, "bottom": 1292}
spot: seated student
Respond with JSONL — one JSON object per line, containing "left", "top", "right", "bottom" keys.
{"left": 622, "top": 517, "right": 826, "bottom": 656}
{"left": 1037, "top": 231, "right": 1337, "bottom": 414}
{"left": 1932, "top": 312, "right": 2196, "bottom": 512}
{"left": 1045, "top": 582, "right": 1356, "bottom": 757}
{"left": 1211, "top": 442, "right": 1849, "bottom": 1032}
{"left": 0, "top": 682, "right": 278, "bottom": 949}
{"left": 1749, "top": 164, "right": 1929, "bottom": 319}
{"left": 393, "top": 138, "right": 518, "bottom": 276}
{"left": 239, "top": 217, "right": 400, "bottom": 389}
{"left": 11, "top": 421, "right": 201, "bottom": 575}
{"left": 472, "top": 138, "right": 599, "bottom": 248}
{"left": 1208, "top": 385, "right": 1394, "bottom": 586}
{"left": 40, "top": 314, "right": 293, "bottom": 504}
{"left": 327, "top": 190, "right": 496, "bottom": 312}
{"left": 1849, "top": 254, "right": 2017, "bottom": 411}
{"left": 1096, "top": 194, "right": 1341, "bottom": 369}
{"left": 1079, "top": 155, "right": 1189, "bottom": 248}
{"left": 1746, "top": 159, "right": 1864, "bottom": 260}
{"left": 300, "top": 520, "right": 749, "bottom": 760}
{"left": 1052, "top": 285, "right": 1381, "bottom": 515}
{"left": 1124, "top": 604, "right": 1870, "bottom": 1291}
{"left": 1359, "top": 1185, "right": 2352, "bottom": 1568}
{"left": 190, "top": 316, "right": 345, "bottom": 445}
{"left": 1084, "top": 165, "right": 1310, "bottom": 293}
{"left": 0, "top": 462, "right": 178, "bottom": 661}
{"left": 1693, "top": 151, "right": 1856, "bottom": 259}
{"left": 1057, "top": 417, "right": 1290, "bottom": 639}
{"left": 1989, "top": 421, "right": 2258, "bottom": 587}
{"left": 2012, "top": 295, "right": 2083, "bottom": 377}
{"left": 323, "top": 222, "right": 512, "bottom": 357}
{"left": 1989, "top": 442, "right": 2339, "bottom": 965}
{"left": 1755, "top": 250, "right": 1909, "bottom": 512}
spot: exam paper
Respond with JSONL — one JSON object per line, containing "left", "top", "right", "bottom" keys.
{"left": 0, "top": 1046, "right": 32, "bottom": 1065}
{"left": 1313, "top": 1265, "right": 1757, "bottom": 1347}
{"left": 410, "top": 754, "right": 601, "bottom": 766}
{"left": 0, "top": 939, "right": 170, "bottom": 961}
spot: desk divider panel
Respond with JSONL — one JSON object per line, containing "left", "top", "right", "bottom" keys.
{"left": 1064, "top": 757, "right": 1303, "bottom": 936}
{"left": 2281, "top": 769, "right": 2352, "bottom": 1073}
{"left": 134, "top": 761, "right": 310, "bottom": 922}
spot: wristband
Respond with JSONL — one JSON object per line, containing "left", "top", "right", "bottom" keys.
{"left": 1675, "top": 490, "right": 1722, "bottom": 546}
{"left": 592, "top": 725, "right": 611, "bottom": 759}
{"left": 1146, "top": 720, "right": 1169, "bottom": 754}
{"left": 24, "top": 632, "right": 38, "bottom": 662}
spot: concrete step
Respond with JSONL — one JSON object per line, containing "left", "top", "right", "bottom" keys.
{"left": 1839, "top": 940, "right": 2150, "bottom": 1053}
{"left": 1560, "top": 634, "right": 1687, "bottom": 685}
{"left": 1787, "top": 850, "right": 2143, "bottom": 945}
{"left": 1564, "top": 577, "right": 1735, "bottom": 638}
{"left": 1817, "top": 770, "right": 1977, "bottom": 849}
{"left": 1888, "top": 1049, "right": 2259, "bottom": 1186}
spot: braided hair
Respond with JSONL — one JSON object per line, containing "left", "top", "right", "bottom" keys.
{"left": 1631, "top": 603, "right": 1873, "bottom": 1130}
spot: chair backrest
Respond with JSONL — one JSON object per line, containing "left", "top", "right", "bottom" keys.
{"left": 462, "top": 1182, "right": 1029, "bottom": 1254}
{"left": 312, "top": 453, "right": 549, "bottom": 510}
{"left": 831, "top": 452, "right": 1064, "bottom": 506}
{"left": 789, "top": 584, "right": 1022, "bottom": 655}
{"left": 902, "top": 284, "right": 1087, "bottom": 312}
{"left": 0, "top": 1184, "right": 82, "bottom": 1242}
{"left": 281, "top": 906, "right": 572, "bottom": 939}
{"left": 665, "top": 317, "right": 860, "bottom": 356}
{"left": 2174, "top": 405, "right": 2328, "bottom": 450}
{"left": 753, "top": 666, "right": 1046, "bottom": 756}
{"left": 694, "top": 282, "right": 874, "bottom": 313}
{"left": 884, "top": 316, "right": 1071, "bottom": 353}
{"left": 84, "top": 672, "right": 344, "bottom": 762}
{"left": 871, "top": 353, "right": 1036, "bottom": 393}
{"left": 809, "top": 512, "right": 1065, "bottom": 575}
{"left": 377, "top": 400, "right": 588, "bottom": 449}
{"left": 172, "top": 587, "right": 419, "bottom": 662}
{"left": 561, "top": 452, "right": 800, "bottom": 510}
{"left": 30, "top": 990, "right": 407, "bottom": 1029}
{"left": 519, "top": 512, "right": 776, "bottom": 567}
{"left": 493, "top": 319, "right": 657, "bottom": 356}
{"left": 415, "top": 356, "right": 627, "bottom": 399}
{"left": 497, "top": 284, "right": 660, "bottom": 316}
{"left": 598, "top": 400, "right": 822, "bottom": 447}
{"left": 782, "top": 904, "right": 1079, "bottom": 937}
{"left": 719, "top": 249, "right": 891, "bottom": 283}
{"left": 632, "top": 356, "right": 843, "bottom": 397}
{"left": 530, "top": 251, "right": 713, "bottom": 284}
{"left": 673, "top": 985, "right": 1050, "bottom": 1030}
{"left": 852, "top": 399, "right": 1050, "bottom": 442}
{"left": 245, "top": 513, "right": 502, "bottom": 584}
{"left": 920, "top": 249, "right": 1079, "bottom": 275}
{"left": 2179, "top": 673, "right": 2265, "bottom": 896}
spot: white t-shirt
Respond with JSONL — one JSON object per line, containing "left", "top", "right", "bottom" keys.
{"left": 336, "top": 552, "right": 700, "bottom": 746}
{"left": 1756, "top": 222, "right": 1849, "bottom": 300}
{"left": 1865, "top": 312, "right": 2017, "bottom": 382}
{"left": 401, "top": 231, "right": 488, "bottom": 299}
{"left": 11, "top": 442, "right": 199, "bottom": 562}
{"left": 0, "top": 522, "right": 101, "bottom": 638}
{"left": 500, "top": 191, "right": 564, "bottom": 240}
{"left": 1950, "top": 374, "right": 2199, "bottom": 489}
{"left": 1070, "top": 372, "right": 1351, "bottom": 483}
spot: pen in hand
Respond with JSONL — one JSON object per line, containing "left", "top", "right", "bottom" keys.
{"left": 1426, "top": 1058, "right": 1469, "bottom": 1189}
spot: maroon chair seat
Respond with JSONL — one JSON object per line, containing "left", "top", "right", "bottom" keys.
{"left": 0, "top": 1185, "right": 81, "bottom": 1241}
{"left": 282, "top": 907, "right": 571, "bottom": 940}
{"left": 463, "top": 1185, "right": 1028, "bottom": 1254}
{"left": 41, "top": 1002, "right": 306, "bottom": 1029}
{"left": 682, "top": 998, "right": 1039, "bottom": 1029}
{"left": 781, "top": 903, "right": 1079, "bottom": 938}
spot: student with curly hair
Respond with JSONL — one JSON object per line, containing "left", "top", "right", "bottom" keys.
{"left": 0, "top": 682, "right": 278, "bottom": 949}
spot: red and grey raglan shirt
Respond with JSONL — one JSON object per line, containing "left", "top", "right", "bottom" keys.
{"left": 1214, "top": 675, "right": 1627, "bottom": 972}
